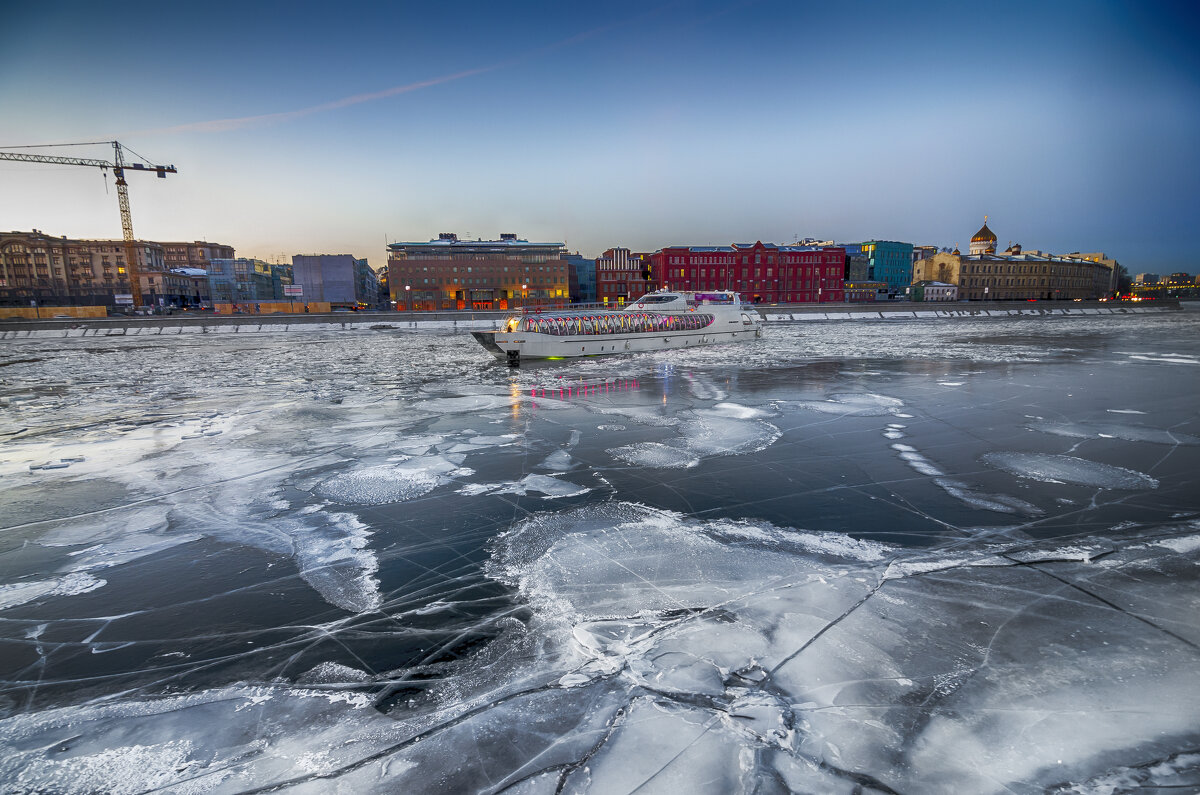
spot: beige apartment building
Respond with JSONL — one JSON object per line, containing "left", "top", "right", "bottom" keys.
{"left": 0, "top": 230, "right": 130, "bottom": 306}
{"left": 1, "top": 230, "right": 232, "bottom": 308}
{"left": 161, "top": 241, "right": 236, "bottom": 271}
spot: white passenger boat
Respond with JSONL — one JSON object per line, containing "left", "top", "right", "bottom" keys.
{"left": 472, "top": 290, "right": 763, "bottom": 364}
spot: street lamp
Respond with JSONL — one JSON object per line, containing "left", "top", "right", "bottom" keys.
{"left": 404, "top": 284, "right": 411, "bottom": 312}
{"left": 522, "top": 283, "right": 528, "bottom": 310}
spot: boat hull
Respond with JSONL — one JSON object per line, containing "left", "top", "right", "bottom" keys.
{"left": 472, "top": 321, "right": 762, "bottom": 363}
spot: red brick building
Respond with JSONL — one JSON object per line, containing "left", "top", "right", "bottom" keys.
{"left": 386, "top": 233, "right": 568, "bottom": 311}
{"left": 596, "top": 247, "right": 654, "bottom": 306}
{"left": 649, "top": 242, "right": 845, "bottom": 304}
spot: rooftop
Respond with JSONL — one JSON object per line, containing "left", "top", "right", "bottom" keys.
{"left": 658, "top": 243, "right": 844, "bottom": 253}
{"left": 388, "top": 235, "right": 564, "bottom": 251}
{"left": 963, "top": 252, "right": 1107, "bottom": 265}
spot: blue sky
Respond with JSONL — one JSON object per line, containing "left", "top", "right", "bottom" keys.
{"left": 2, "top": 1, "right": 1197, "bottom": 273}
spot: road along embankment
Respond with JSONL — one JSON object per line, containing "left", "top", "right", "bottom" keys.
{"left": 759, "top": 299, "right": 1181, "bottom": 324}
{"left": 0, "top": 301, "right": 1183, "bottom": 340}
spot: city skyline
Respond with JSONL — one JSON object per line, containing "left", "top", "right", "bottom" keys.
{"left": 2, "top": 1, "right": 1197, "bottom": 273}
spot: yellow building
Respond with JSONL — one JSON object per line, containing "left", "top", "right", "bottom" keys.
{"left": 913, "top": 221, "right": 1114, "bottom": 301}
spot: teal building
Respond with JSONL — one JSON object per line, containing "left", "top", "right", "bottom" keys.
{"left": 863, "top": 241, "right": 915, "bottom": 297}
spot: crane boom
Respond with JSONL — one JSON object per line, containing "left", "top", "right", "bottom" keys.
{"left": 0, "top": 141, "right": 177, "bottom": 308}
{"left": 0, "top": 152, "right": 111, "bottom": 168}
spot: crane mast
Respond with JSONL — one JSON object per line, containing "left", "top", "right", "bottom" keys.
{"left": 110, "top": 143, "right": 143, "bottom": 307}
{"left": 0, "top": 141, "right": 176, "bottom": 308}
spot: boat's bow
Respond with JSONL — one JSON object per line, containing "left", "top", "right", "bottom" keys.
{"left": 471, "top": 330, "right": 505, "bottom": 359}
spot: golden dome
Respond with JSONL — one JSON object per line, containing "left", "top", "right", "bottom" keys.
{"left": 971, "top": 217, "right": 997, "bottom": 243}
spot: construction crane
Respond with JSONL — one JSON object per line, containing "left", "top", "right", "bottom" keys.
{"left": 0, "top": 141, "right": 177, "bottom": 308}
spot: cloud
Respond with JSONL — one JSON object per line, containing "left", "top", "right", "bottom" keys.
{"left": 132, "top": 6, "right": 669, "bottom": 137}
{"left": 138, "top": 65, "right": 500, "bottom": 135}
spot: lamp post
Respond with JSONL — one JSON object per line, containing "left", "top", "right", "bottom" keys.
{"left": 404, "top": 284, "right": 411, "bottom": 312}
{"left": 522, "top": 283, "right": 528, "bottom": 311}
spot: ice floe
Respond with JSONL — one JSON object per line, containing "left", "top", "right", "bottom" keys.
{"left": 607, "top": 404, "right": 780, "bottom": 469}
{"left": 891, "top": 444, "right": 1043, "bottom": 515}
{"left": 1028, "top": 420, "right": 1200, "bottom": 446}
{"left": 0, "top": 572, "right": 106, "bottom": 611}
{"left": 459, "top": 474, "right": 591, "bottom": 499}
{"left": 982, "top": 452, "right": 1160, "bottom": 489}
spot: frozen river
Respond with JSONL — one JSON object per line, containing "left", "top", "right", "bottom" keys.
{"left": 2, "top": 308, "right": 1199, "bottom": 794}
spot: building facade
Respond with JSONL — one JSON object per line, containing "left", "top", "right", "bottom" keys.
{"left": 1130, "top": 272, "right": 1199, "bottom": 299}
{"left": 1066, "top": 252, "right": 1120, "bottom": 296}
{"left": 376, "top": 267, "right": 391, "bottom": 310}
{"left": 1, "top": 230, "right": 234, "bottom": 308}
{"left": 596, "top": 247, "right": 651, "bottom": 306}
{"left": 913, "top": 250, "right": 1113, "bottom": 300}
{"left": 291, "top": 254, "right": 373, "bottom": 308}
{"left": 1, "top": 231, "right": 127, "bottom": 306}
{"left": 161, "top": 241, "right": 236, "bottom": 272}
{"left": 912, "top": 245, "right": 939, "bottom": 265}
{"left": 207, "top": 258, "right": 276, "bottom": 304}
{"left": 649, "top": 241, "right": 846, "bottom": 304}
{"left": 386, "top": 233, "right": 569, "bottom": 311}
{"left": 170, "top": 268, "right": 211, "bottom": 305}
{"left": 912, "top": 221, "right": 1115, "bottom": 301}
{"left": 862, "top": 240, "right": 915, "bottom": 297}
{"left": 565, "top": 252, "right": 597, "bottom": 304}
{"left": 842, "top": 244, "right": 870, "bottom": 281}
{"left": 844, "top": 281, "right": 888, "bottom": 302}
{"left": 271, "top": 262, "right": 296, "bottom": 302}
{"left": 909, "top": 281, "right": 958, "bottom": 301}
{"left": 354, "top": 259, "right": 377, "bottom": 309}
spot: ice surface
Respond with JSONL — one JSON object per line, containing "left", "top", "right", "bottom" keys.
{"left": 1124, "top": 352, "right": 1200, "bottom": 365}
{"left": 1055, "top": 751, "right": 1200, "bottom": 794}
{"left": 1153, "top": 533, "right": 1200, "bottom": 554}
{"left": 608, "top": 441, "right": 699, "bottom": 468}
{"left": 607, "top": 405, "right": 779, "bottom": 469}
{"left": 8, "top": 505, "right": 1194, "bottom": 793}
{"left": 316, "top": 458, "right": 461, "bottom": 504}
{"left": 0, "top": 573, "right": 106, "bottom": 611}
{"left": 982, "top": 452, "right": 1160, "bottom": 489}
{"left": 1, "top": 310, "right": 1198, "bottom": 793}
{"left": 461, "top": 473, "right": 591, "bottom": 498}
{"left": 1029, "top": 420, "right": 1200, "bottom": 445}
{"left": 890, "top": 442, "right": 1043, "bottom": 515}
{"left": 792, "top": 392, "right": 907, "bottom": 416}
